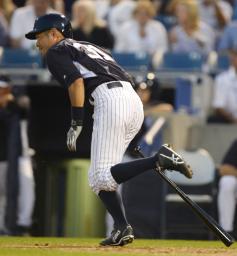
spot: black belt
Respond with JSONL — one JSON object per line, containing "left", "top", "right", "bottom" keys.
{"left": 89, "top": 82, "right": 123, "bottom": 105}
{"left": 107, "top": 81, "right": 123, "bottom": 89}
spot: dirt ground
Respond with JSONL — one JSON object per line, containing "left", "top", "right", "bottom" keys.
{"left": 3, "top": 243, "right": 236, "bottom": 256}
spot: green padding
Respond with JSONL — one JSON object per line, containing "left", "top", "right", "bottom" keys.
{"left": 43, "top": 162, "right": 67, "bottom": 236}
{"left": 64, "top": 159, "right": 105, "bottom": 237}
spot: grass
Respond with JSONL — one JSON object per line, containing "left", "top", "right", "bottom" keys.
{"left": 0, "top": 237, "right": 236, "bottom": 256}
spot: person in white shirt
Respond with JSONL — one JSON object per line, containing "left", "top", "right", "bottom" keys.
{"left": 107, "top": 0, "right": 136, "bottom": 38}
{"left": 169, "top": 0, "right": 215, "bottom": 54}
{"left": 94, "top": 0, "right": 110, "bottom": 20}
{"left": 115, "top": 0, "right": 168, "bottom": 55}
{"left": 10, "top": 0, "right": 57, "bottom": 49}
{"left": 198, "top": 0, "right": 233, "bottom": 32}
{"left": 212, "top": 48, "right": 237, "bottom": 123}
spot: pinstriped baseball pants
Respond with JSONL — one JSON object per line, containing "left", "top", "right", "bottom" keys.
{"left": 88, "top": 81, "right": 144, "bottom": 195}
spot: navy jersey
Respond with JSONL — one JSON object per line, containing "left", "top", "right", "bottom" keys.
{"left": 46, "top": 39, "right": 133, "bottom": 95}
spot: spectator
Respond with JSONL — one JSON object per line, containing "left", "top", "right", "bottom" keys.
{"left": 151, "top": 0, "right": 174, "bottom": 16}
{"left": 218, "top": 139, "right": 237, "bottom": 238}
{"left": 10, "top": 0, "right": 57, "bottom": 49}
{"left": 12, "top": 0, "right": 27, "bottom": 8}
{"left": 0, "top": 78, "right": 14, "bottom": 109}
{"left": 0, "top": 9, "right": 9, "bottom": 47}
{"left": 169, "top": 0, "right": 215, "bottom": 54}
{"left": 50, "top": 0, "right": 65, "bottom": 14}
{"left": 115, "top": 0, "right": 168, "bottom": 54}
{"left": 94, "top": 0, "right": 110, "bottom": 20}
{"left": 0, "top": 78, "right": 14, "bottom": 235}
{"left": 210, "top": 48, "right": 237, "bottom": 123}
{"left": 63, "top": 0, "right": 74, "bottom": 16}
{"left": 72, "top": 0, "right": 114, "bottom": 49}
{"left": 107, "top": 0, "right": 136, "bottom": 38}
{"left": 0, "top": 0, "right": 15, "bottom": 22}
{"left": 198, "top": 0, "right": 232, "bottom": 32}
{"left": 225, "top": 0, "right": 235, "bottom": 7}
{"left": 0, "top": 77, "right": 34, "bottom": 236}
{"left": 218, "top": 20, "right": 237, "bottom": 51}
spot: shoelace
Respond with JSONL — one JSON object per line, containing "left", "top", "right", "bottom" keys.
{"left": 160, "top": 153, "right": 184, "bottom": 165}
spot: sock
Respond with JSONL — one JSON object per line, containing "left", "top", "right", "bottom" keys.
{"left": 111, "top": 154, "right": 158, "bottom": 184}
{"left": 99, "top": 190, "right": 128, "bottom": 229}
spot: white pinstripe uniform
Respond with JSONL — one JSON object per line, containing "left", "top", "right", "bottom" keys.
{"left": 46, "top": 39, "right": 144, "bottom": 194}
{"left": 88, "top": 81, "right": 144, "bottom": 194}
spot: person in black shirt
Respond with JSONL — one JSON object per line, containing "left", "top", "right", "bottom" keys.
{"left": 71, "top": 0, "right": 114, "bottom": 49}
{"left": 25, "top": 13, "right": 193, "bottom": 246}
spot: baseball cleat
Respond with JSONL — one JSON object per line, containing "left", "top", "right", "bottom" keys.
{"left": 100, "top": 225, "right": 134, "bottom": 246}
{"left": 157, "top": 144, "right": 193, "bottom": 179}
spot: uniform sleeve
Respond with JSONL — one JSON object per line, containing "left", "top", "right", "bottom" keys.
{"left": 46, "top": 47, "right": 82, "bottom": 88}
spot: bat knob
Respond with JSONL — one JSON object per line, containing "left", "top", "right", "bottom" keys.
{"left": 134, "top": 146, "right": 141, "bottom": 153}
{"left": 133, "top": 146, "right": 144, "bottom": 158}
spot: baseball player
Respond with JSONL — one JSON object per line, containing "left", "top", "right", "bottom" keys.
{"left": 25, "top": 13, "right": 193, "bottom": 246}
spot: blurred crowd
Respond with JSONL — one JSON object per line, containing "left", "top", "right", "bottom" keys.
{"left": 0, "top": 0, "right": 237, "bottom": 53}
{"left": 1, "top": 0, "right": 237, "bottom": 239}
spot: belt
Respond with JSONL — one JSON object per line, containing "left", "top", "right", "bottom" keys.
{"left": 107, "top": 81, "right": 123, "bottom": 89}
{"left": 89, "top": 81, "right": 123, "bottom": 105}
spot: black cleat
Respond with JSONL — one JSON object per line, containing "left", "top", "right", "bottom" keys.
{"left": 100, "top": 225, "right": 134, "bottom": 246}
{"left": 157, "top": 144, "right": 193, "bottom": 179}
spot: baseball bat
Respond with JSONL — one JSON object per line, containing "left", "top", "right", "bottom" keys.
{"left": 134, "top": 146, "right": 234, "bottom": 247}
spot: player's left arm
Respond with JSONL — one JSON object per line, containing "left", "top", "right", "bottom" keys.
{"left": 67, "top": 78, "right": 85, "bottom": 152}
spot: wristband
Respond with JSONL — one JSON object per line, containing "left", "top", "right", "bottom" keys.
{"left": 71, "top": 106, "right": 84, "bottom": 126}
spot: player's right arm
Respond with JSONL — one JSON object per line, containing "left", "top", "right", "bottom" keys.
{"left": 46, "top": 46, "right": 84, "bottom": 151}
{"left": 67, "top": 78, "right": 85, "bottom": 151}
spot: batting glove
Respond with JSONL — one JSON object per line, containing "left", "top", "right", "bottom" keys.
{"left": 67, "top": 124, "right": 82, "bottom": 152}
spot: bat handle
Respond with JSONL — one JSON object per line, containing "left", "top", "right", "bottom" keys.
{"left": 134, "top": 146, "right": 144, "bottom": 158}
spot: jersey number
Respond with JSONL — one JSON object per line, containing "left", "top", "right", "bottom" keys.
{"left": 73, "top": 43, "right": 114, "bottom": 62}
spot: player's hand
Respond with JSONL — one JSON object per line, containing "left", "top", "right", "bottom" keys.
{"left": 67, "top": 125, "right": 82, "bottom": 151}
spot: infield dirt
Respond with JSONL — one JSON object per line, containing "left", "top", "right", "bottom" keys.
{"left": 0, "top": 238, "right": 235, "bottom": 256}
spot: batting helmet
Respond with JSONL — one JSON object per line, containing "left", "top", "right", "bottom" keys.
{"left": 25, "top": 13, "right": 72, "bottom": 40}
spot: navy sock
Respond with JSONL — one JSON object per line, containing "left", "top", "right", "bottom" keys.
{"left": 99, "top": 190, "right": 128, "bottom": 229}
{"left": 111, "top": 155, "right": 158, "bottom": 184}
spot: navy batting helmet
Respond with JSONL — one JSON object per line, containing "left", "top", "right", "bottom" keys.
{"left": 25, "top": 13, "right": 72, "bottom": 40}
